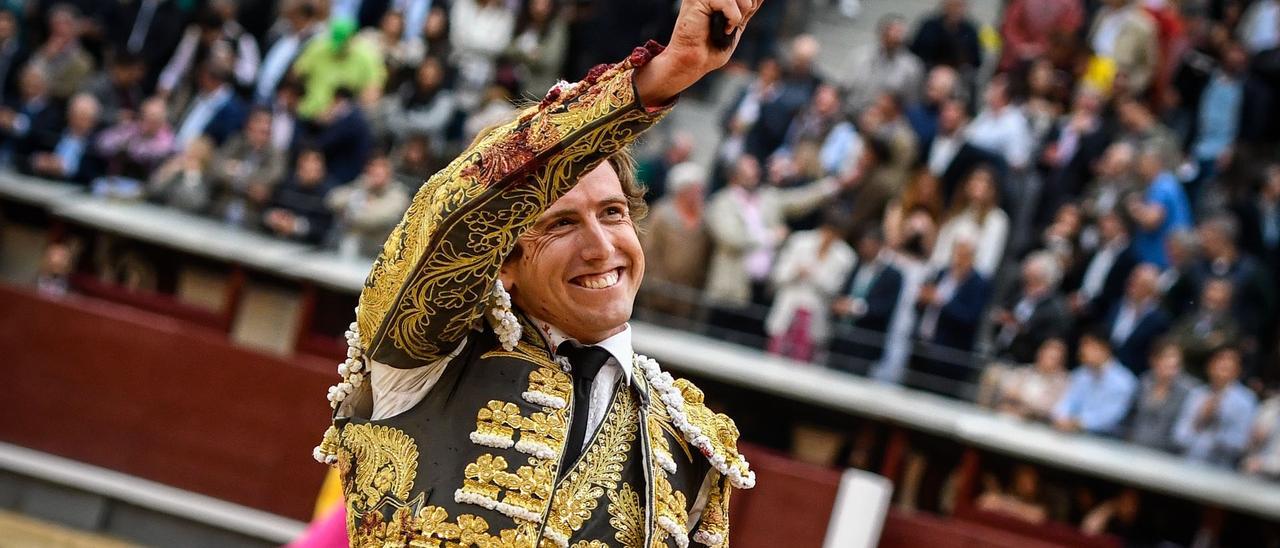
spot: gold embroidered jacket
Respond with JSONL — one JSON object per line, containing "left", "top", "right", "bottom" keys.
{"left": 317, "top": 46, "right": 753, "bottom": 547}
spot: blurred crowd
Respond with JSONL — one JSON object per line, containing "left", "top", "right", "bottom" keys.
{"left": 625, "top": 0, "right": 1280, "bottom": 487}
{"left": 7, "top": 0, "right": 1280, "bottom": 490}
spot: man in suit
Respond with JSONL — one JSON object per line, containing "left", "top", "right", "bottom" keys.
{"left": 914, "top": 233, "right": 991, "bottom": 385}
{"left": 0, "top": 10, "right": 29, "bottom": 104}
{"left": 1106, "top": 264, "right": 1171, "bottom": 374}
{"left": 994, "top": 251, "right": 1072, "bottom": 364}
{"left": 926, "top": 98, "right": 1006, "bottom": 202}
{"left": 0, "top": 65, "right": 63, "bottom": 168}
{"left": 830, "top": 228, "right": 905, "bottom": 373}
{"left": 1234, "top": 166, "right": 1280, "bottom": 300}
{"left": 1066, "top": 209, "right": 1140, "bottom": 327}
{"left": 309, "top": 87, "right": 373, "bottom": 185}
{"left": 20, "top": 92, "right": 102, "bottom": 185}
{"left": 1036, "top": 89, "right": 1110, "bottom": 226}
{"left": 172, "top": 64, "right": 247, "bottom": 150}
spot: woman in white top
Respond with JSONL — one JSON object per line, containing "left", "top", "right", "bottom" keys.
{"left": 930, "top": 165, "right": 1010, "bottom": 277}
{"left": 765, "top": 214, "right": 855, "bottom": 362}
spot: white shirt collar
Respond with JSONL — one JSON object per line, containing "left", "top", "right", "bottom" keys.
{"left": 532, "top": 317, "right": 634, "bottom": 384}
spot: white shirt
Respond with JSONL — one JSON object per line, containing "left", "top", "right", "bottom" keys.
{"left": 927, "top": 132, "right": 962, "bottom": 177}
{"left": 966, "top": 106, "right": 1032, "bottom": 169}
{"left": 174, "top": 86, "right": 231, "bottom": 150}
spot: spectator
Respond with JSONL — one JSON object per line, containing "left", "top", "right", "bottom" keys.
{"left": 637, "top": 131, "right": 694, "bottom": 202}
{"left": 21, "top": 92, "right": 102, "bottom": 185}
{"left": 263, "top": 148, "right": 335, "bottom": 244}
{"left": 925, "top": 99, "right": 1003, "bottom": 202}
{"left": 147, "top": 135, "right": 215, "bottom": 214}
{"left": 1126, "top": 145, "right": 1192, "bottom": 268}
{"left": 1194, "top": 214, "right": 1272, "bottom": 339}
{"left": 310, "top": 87, "right": 373, "bottom": 185}
{"left": 640, "top": 162, "right": 711, "bottom": 318}
{"left": 766, "top": 210, "right": 856, "bottom": 363}
{"left": 1234, "top": 166, "right": 1280, "bottom": 284}
{"left": 830, "top": 228, "right": 905, "bottom": 371}
{"left": 906, "top": 65, "right": 959, "bottom": 155}
{"left": 84, "top": 52, "right": 147, "bottom": 126}
{"left": 909, "top": 0, "right": 982, "bottom": 73}
{"left": 782, "top": 34, "right": 824, "bottom": 97}
{"left": 859, "top": 93, "right": 919, "bottom": 187}
{"left": 1170, "top": 278, "right": 1241, "bottom": 375}
{"left": 157, "top": 1, "right": 261, "bottom": 101}
{"left": 1115, "top": 96, "right": 1180, "bottom": 172}
{"left": 268, "top": 79, "right": 303, "bottom": 152}
{"left": 983, "top": 338, "right": 1070, "bottom": 422}
{"left": 255, "top": 1, "right": 322, "bottom": 104}
{"left": 1157, "top": 229, "right": 1201, "bottom": 319}
{"left": 105, "top": 0, "right": 189, "bottom": 88}
{"left": 837, "top": 137, "right": 902, "bottom": 233}
{"left": 358, "top": 10, "right": 425, "bottom": 89}
{"left": 1052, "top": 329, "right": 1138, "bottom": 436}
{"left": 292, "top": 17, "right": 387, "bottom": 120}
{"left": 916, "top": 233, "right": 992, "bottom": 379}
{"left": 930, "top": 165, "right": 1009, "bottom": 277}
{"left": 27, "top": 4, "right": 94, "bottom": 101}
{"left": 172, "top": 63, "right": 247, "bottom": 150}
{"left": 210, "top": 108, "right": 286, "bottom": 229}
{"left": 94, "top": 96, "right": 175, "bottom": 185}
{"left": 326, "top": 154, "right": 410, "bottom": 258}
{"left": 840, "top": 14, "right": 924, "bottom": 113}
{"left": 34, "top": 240, "right": 76, "bottom": 297}
{"left": 975, "top": 464, "right": 1051, "bottom": 524}
{"left": 391, "top": 132, "right": 438, "bottom": 189}
{"left": 1082, "top": 142, "right": 1138, "bottom": 220}
{"left": 0, "top": 9, "right": 30, "bottom": 104}
{"left": 1174, "top": 346, "right": 1259, "bottom": 467}
{"left": 719, "top": 57, "right": 806, "bottom": 170}
{"left": 0, "top": 65, "right": 60, "bottom": 168}
{"left": 1038, "top": 88, "right": 1110, "bottom": 214}
{"left": 995, "top": 251, "right": 1071, "bottom": 364}
{"left": 381, "top": 56, "right": 457, "bottom": 148}
{"left": 507, "top": 0, "right": 569, "bottom": 98}
{"left": 999, "top": 0, "right": 1084, "bottom": 72}
{"left": 966, "top": 75, "right": 1033, "bottom": 171}
{"left": 1066, "top": 209, "right": 1140, "bottom": 326}
{"left": 1089, "top": 0, "right": 1159, "bottom": 95}
{"left": 705, "top": 155, "right": 840, "bottom": 341}
{"left": 1187, "top": 41, "right": 1264, "bottom": 206}
{"left": 448, "top": 0, "right": 516, "bottom": 108}
{"left": 1106, "top": 264, "right": 1171, "bottom": 374}
{"left": 1242, "top": 391, "right": 1280, "bottom": 478}
{"left": 884, "top": 171, "right": 945, "bottom": 250}
{"left": 1127, "top": 340, "right": 1200, "bottom": 453}
{"left": 779, "top": 83, "right": 850, "bottom": 179}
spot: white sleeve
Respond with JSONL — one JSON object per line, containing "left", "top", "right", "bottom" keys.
{"left": 369, "top": 337, "right": 468, "bottom": 420}
{"left": 685, "top": 471, "right": 715, "bottom": 533}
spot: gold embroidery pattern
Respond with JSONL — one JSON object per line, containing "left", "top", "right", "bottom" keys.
{"left": 608, "top": 483, "right": 644, "bottom": 547}
{"left": 544, "top": 389, "right": 639, "bottom": 543}
{"left": 337, "top": 424, "right": 544, "bottom": 547}
{"left": 339, "top": 423, "right": 419, "bottom": 512}
{"left": 473, "top": 401, "right": 524, "bottom": 447}
{"left": 357, "top": 62, "right": 670, "bottom": 366}
{"left": 691, "top": 473, "right": 731, "bottom": 548}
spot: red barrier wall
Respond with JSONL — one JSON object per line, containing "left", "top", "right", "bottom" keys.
{"left": 1, "top": 284, "right": 334, "bottom": 521}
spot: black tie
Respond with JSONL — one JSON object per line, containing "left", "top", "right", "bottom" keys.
{"left": 556, "top": 341, "right": 611, "bottom": 477}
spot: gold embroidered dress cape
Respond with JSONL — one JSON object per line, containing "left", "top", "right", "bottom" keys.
{"left": 315, "top": 45, "right": 752, "bottom": 548}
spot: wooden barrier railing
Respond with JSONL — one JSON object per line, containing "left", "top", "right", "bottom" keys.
{"left": 1, "top": 284, "right": 333, "bottom": 521}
